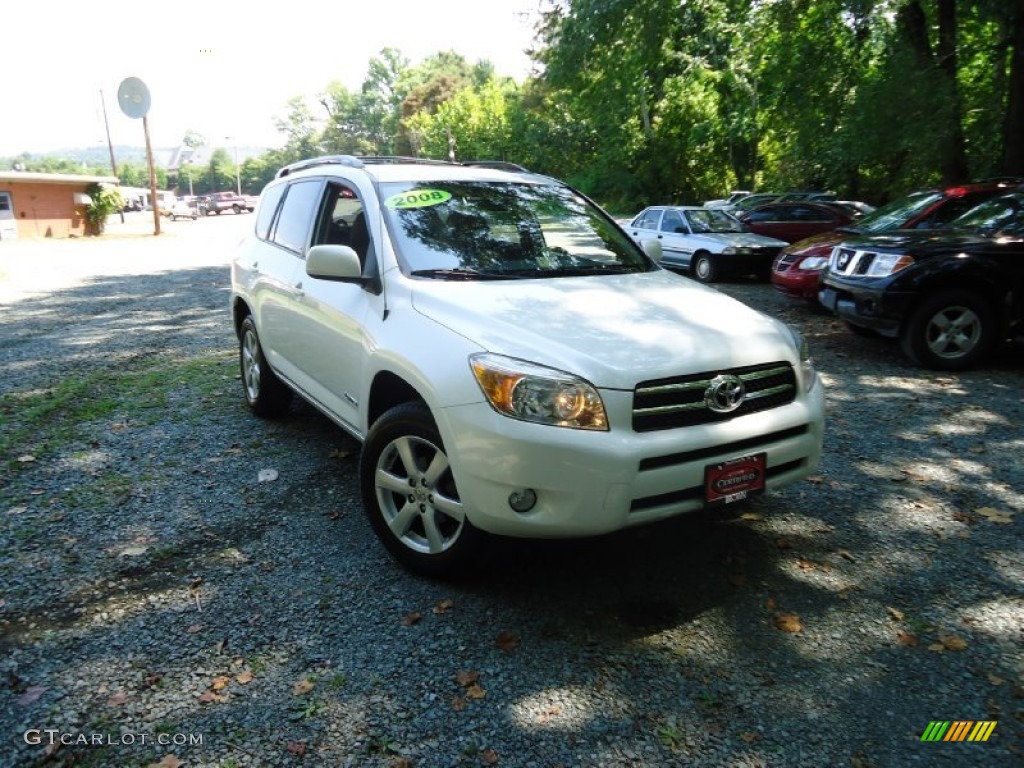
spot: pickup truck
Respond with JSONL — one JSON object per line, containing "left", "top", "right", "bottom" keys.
{"left": 203, "top": 191, "right": 255, "bottom": 215}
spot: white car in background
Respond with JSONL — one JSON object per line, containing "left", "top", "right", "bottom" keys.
{"left": 627, "top": 205, "right": 788, "bottom": 282}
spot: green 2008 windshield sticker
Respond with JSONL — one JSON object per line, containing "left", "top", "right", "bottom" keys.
{"left": 384, "top": 189, "right": 452, "bottom": 209}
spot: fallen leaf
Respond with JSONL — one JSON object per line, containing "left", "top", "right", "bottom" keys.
{"left": 211, "top": 676, "right": 231, "bottom": 691}
{"left": 455, "top": 670, "right": 480, "bottom": 687}
{"left": 975, "top": 507, "right": 1014, "bottom": 524}
{"left": 896, "top": 631, "right": 918, "bottom": 647}
{"left": 805, "top": 475, "right": 825, "bottom": 484}
{"left": 285, "top": 742, "right": 307, "bottom": 756}
{"left": 764, "top": 598, "right": 777, "bottom": 610}
{"left": 928, "top": 642, "right": 946, "bottom": 653}
{"left": 481, "top": 748, "right": 499, "bottom": 765}
{"left": 293, "top": 679, "right": 315, "bottom": 696}
{"left": 795, "top": 559, "right": 816, "bottom": 571}
{"left": 401, "top": 611, "right": 423, "bottom": 626}
{"left": 952, "top": 510, "right": 978, "bottom": 525}
{"left": 886, "top": 606, "right": 905, "bottom": 622}
{"left": 147, "top": 756, "right": 184, "bottom": 768}
{"left": 258, "top": 468, "right": 279, "bottom": 483}
{"left": 739, "top": 731, "right": 762, "bottom": 743}
{"left": 197, "top": 690, "right": 228, "bottom": 704}
{"left": 17, "top": 454, "right": 36, "bottom": 463}
{"left": 328, "top": 448, "right": 350, "bottom": 459}
{"left": 938, "top": 634, "right": 968, "bottom": 651}
{"left": 987, "top": 674, "right": 1004, "bottom": 685}
{"left": 900, "top": 467, "right": 929, "bottom": 482}
{"left": 739, "top": 512, "right": 763, "bottom": 522}
{"left": 107, "top": 691, "right": 128, "bottom": 706}
{"left": 186, "top": 624, "right": 204, "bottom": 634}
{"left": 391, "top": 757, "right": 414, "bottom": 768}
{"left": 236, "top": 671, "right": 254, "bottom": 685}
{"left": 774, "top": 613, "right": 803, "bottom": 633}
{"left": 433, "top": 598, "right": 455, "bottom": 615}
{"left": 17, "top": 686, "right": 46, "bottom": 706}
{"left": 836, "top": 549, "right": 856, "bottom": 562}
{"left": 466, "top": 683, "right": 487, "bottom": 699}
{"left": 495, "top": 630, "right": 520, "bottom": 652}
{"left": 451, "top": 696, "right": 466, "bottom": 711}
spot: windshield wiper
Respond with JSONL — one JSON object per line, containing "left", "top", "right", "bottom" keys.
{"left": 547, "top": 264, "right": 637, "bottom": 276}
{"left": 410, "top": 268, "right": 511, "bottom": 280}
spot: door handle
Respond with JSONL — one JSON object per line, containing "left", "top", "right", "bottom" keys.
{"left": 292, "top": 281, "right": 304, "bottom": 299}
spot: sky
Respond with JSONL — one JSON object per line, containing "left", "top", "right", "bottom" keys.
{"left": 1, "top": 0, "right": 545, "bottom": 157}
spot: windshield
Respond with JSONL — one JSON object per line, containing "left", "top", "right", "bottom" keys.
{"left": 685, "top": 208, "right": 746, "bottom": 234}
{"left": 379, "top": 181, "right": 650, "bottom": 279}
{"left": 950, "top": 191, "right": 1024, "bottom": 236}
{"left": 853, "top": 190, "right": 943, "bottom": 233}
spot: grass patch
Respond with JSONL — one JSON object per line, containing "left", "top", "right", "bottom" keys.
{"left": 0, "top": 354, "right": 231, "bottom": 463}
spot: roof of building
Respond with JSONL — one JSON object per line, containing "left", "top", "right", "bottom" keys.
{"left": 0, "top": 171, "right": 119, "bottom": 185}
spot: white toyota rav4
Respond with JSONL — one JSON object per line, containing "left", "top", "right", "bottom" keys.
{"left": 231, "top": 156, "right": 825, "bottom": 575}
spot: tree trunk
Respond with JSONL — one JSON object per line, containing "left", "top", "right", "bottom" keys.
{"left": 1003, "top": 0, "right": 1024, "bottom": 175}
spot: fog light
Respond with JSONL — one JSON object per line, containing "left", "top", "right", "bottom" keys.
{"left": 508, "top": 488, "right": 537, "bottom": 513}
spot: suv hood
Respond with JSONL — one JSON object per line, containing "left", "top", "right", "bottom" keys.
{"left": 841, "top": 229, "right": 1024, "bottom": 256}
{"left": 409, "top": 270, "right": 798, "bottom": 389}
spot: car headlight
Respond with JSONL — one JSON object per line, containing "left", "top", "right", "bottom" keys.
{"left": 722, "top": 246, "right": 753, "bottom": 255}
{"left": 787, "top": 327, "right": 818, "bottom": 393}
{"left": 470, "top": 353, "right": 608, "bottom": 430}
{"left": 798, "top": 256, "right": 829, "bottom": 270}
{"left": 864, "top": 252, "right": 914, "bottom": 277}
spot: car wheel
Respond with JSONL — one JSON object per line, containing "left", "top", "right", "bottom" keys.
{"left": 900, "top": 290, "right": 995, "bottom": 370}
{"left": 239, "top": 316, "right": 292, "bottom": 416}
{"left": 691, "top": 251, "right": 719, "bottom": 283}
{"left": 360, "top": 401, "right": 480, "bottom": 577}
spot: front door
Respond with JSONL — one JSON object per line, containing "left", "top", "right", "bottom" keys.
{"left": 0, "top": 192, "right": 17, "bottom": 240}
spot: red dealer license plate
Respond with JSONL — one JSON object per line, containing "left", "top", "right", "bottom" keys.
{"left": 704, "top": 453, "right": 767, "bottom": 506}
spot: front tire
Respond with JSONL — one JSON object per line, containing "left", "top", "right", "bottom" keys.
{"left": 691, "top": 251, "right": 719, "bottom": 283}
{"left": 360, "top": 402, "right": 480, "bottom": 577}
{"left": 900, "top": 290, "right": 995, "bottom": 370}
{"left": 239, "top": 316, "right": 292, "bottom": 416}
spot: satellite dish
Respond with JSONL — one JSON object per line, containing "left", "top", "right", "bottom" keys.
{"left": 117, "top": 77, "right": 151, "bottom": 119}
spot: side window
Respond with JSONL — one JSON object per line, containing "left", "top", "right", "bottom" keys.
{"left": 745, "top": 206, "right": 778, "bottom": 222}
{"left": 312, "top": 183, "right": 370, "bottom": 265}
{"left": 255, "top": 183, "right": 286, "bottom": 241}
{"left": 272, "top": 180, "right": 322, "bottom": 254}
{"left": 930, "top": 193, "right": 990, "bottom": 226}
{"left": 635, "top": 208, "right": 661, "bottom": 230}
{"left": 660, "top": 209, "right": 684, "bottom": 233}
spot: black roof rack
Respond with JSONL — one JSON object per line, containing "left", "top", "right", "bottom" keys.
{"left": 461, "top": 160, "right": 530, "bottom": 172}
{"left": 275, "top": 155, "right": 458, "bottom": 178}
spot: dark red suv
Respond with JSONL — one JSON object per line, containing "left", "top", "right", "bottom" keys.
{"left": 771, "top": 181, "right": 1022, "bottom": 301}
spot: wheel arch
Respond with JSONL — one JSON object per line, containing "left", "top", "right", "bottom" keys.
{"left": 898, "top": 274, "right": 1008, "bottom": 337}
{"left": 232, "top": 297, "right": 254, "bottom": 338}
{"left": 366, "top": 370, "right": 429, "bottom": 432}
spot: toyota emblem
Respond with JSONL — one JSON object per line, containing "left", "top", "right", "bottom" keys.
{"left": 705, "top": 374, "right": 746, "bottom": 413}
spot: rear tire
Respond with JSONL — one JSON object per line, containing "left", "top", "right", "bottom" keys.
{"left": 360, "top": 402, "right": 481, "bottom": 577}
{"left": 900, "top": 290, "right": 995, "bottom": 370}
{"left": 691, "top": 251, "right": 719, "bottom": 283}
{"left": 239, "top": 316, "right": 292, "bottom": 416}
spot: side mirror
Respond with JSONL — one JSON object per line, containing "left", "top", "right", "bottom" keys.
{"left": 641, "top": 238, "right": 663, "bottom": 263}
{"left": 306, "top": 244, "right": 363, "bottom": 281}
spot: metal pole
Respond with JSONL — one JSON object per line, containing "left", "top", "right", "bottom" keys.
{"left": 99, "top": 89, "right": 125, "bottom": 223}
{"left": 143, "top": 115, "right": 161, "bottom": 236}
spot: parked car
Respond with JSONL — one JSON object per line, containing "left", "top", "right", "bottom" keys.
{"left": 722, "top": 192, "right": 782, "bottom": 214}
{"left": 703, "top": 190, "right": 751, "bottom": 208}
{"left": 231, "top": 155, "right": 825, "bottom": 575}
{"left": 771, "top": 181, "right": 1020, "bottom": 301}
{"left": 169, "top": 200, "right": 198, "bottom": 221}
{"left": 738, "top": 201, "right": 856, "bottom": 244}
{"left": 818, "top": 189, "right": 1024, "bottom": 369}
{"left": 627, "top": 205, "right": 787, "bottom": 282}
{"left": 775, "top": 191, "right": 837, "bottom": 203}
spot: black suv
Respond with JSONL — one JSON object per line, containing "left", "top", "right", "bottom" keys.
{"left": 819, "top": 189, "right": 1024, "bottom": 370}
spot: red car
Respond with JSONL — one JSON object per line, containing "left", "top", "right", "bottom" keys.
{"left": 738, "top": 201, "right": 855, "bottom": 244}
{"left": 771, "top": 181, "right": 1022, "bottom": 301}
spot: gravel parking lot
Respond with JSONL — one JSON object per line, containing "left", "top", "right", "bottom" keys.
{"left": 1, "top": 214, "right": 1022, "bottom": 767}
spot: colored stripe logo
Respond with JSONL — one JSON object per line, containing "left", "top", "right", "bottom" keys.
{"left": 921, "top": 721, "right": 997, "bottom": 742}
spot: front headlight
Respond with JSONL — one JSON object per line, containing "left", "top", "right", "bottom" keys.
{"left": 787, "top": 327, "right": 818, "bottom": 392}
{"left": 470, "top": 353, "right": 608, "bottom": 430}
{"left": 722, "top": 246, "right": 753, "bottom": 255}
{"left": 864, "top": 252, "right": 914, "bottom": 277}
{"left": 798, "top": 256, "right": 829, "bottom": 270}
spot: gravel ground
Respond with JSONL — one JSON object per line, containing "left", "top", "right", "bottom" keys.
{"left": 1, "top": 213, "right": 1022, "bottom": 767}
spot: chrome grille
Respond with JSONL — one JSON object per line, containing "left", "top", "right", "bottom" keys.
{"left": 830, "top": 246, "right": 877, "bottom": 276}
{"left": 632, "top": 362, "right": 797, "bottom": 432}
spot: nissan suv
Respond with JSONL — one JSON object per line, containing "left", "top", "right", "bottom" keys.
{"left": 230, "top": 156, "right": 825, "bottom": 575}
